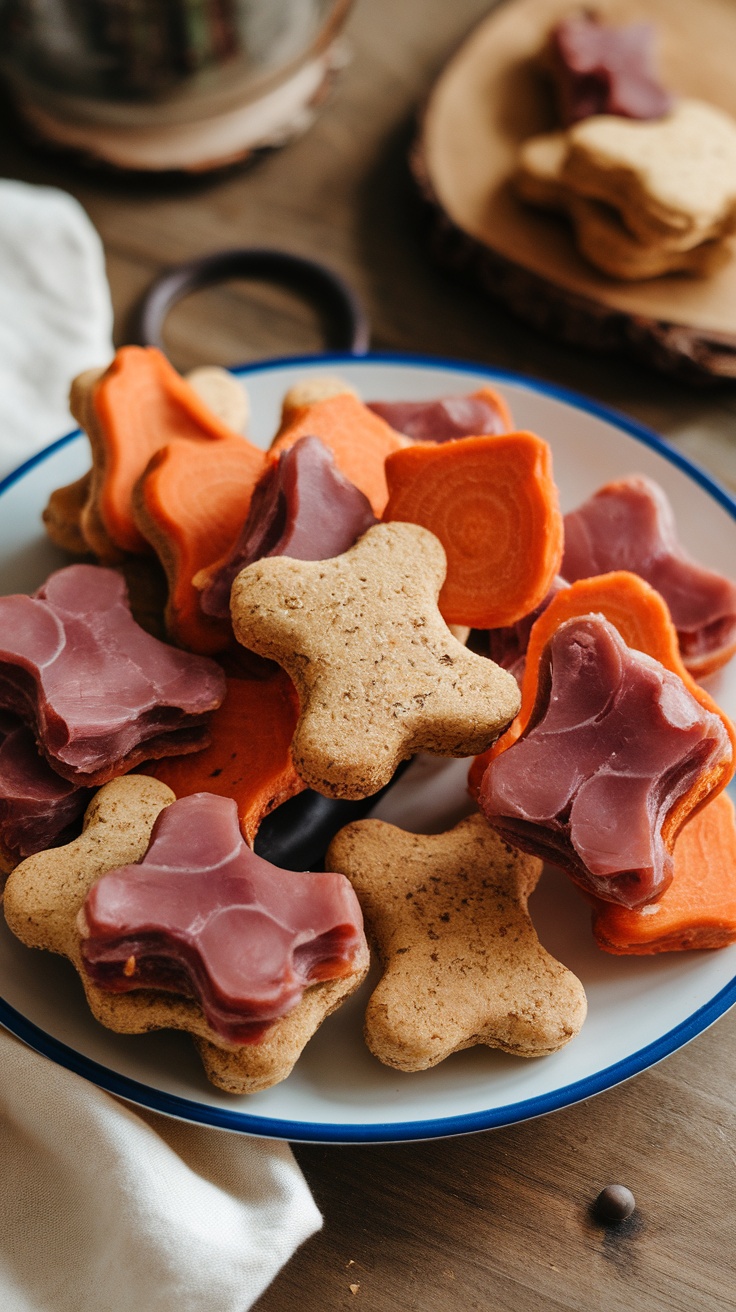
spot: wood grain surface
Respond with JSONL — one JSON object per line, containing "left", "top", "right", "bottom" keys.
{"left": 0, "top": 2, "right": 735, "bottom": 1309}
{"left": 413, "top": 0, "right": 736, "bottom": 380}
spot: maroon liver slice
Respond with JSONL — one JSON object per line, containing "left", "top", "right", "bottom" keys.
{"left": 479, "top": 615, "right": 729, "bottom": 908}
{"left": 199, "top": 435, "right": 376, "bottom": 620}
{"left": 0, "top": 564, "right": 226, "bottom": 784}
{"left": 548, "top": 13, "right": 674, "bottom": 124}
{"left": 80, "top": 792, "right": 366, "bottom": 1042}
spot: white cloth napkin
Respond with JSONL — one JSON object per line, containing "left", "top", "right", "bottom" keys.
{"left": 0, "top": 179, "right": 321, "bottom": 1310}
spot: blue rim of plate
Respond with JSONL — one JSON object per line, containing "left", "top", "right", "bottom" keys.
{"left": 1, "top": 348, "right": 735, "bottom": 1144}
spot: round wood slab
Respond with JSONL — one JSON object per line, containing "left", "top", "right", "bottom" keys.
{"left": 412, "top": 0, "right": 736, "bottom": 381}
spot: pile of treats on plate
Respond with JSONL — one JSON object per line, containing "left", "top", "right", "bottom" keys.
{"left": 513, "top": 11, "right": 736, "bottom": 280}
{"left": 2, "top": 346, "right": 736, "bottom": 1093}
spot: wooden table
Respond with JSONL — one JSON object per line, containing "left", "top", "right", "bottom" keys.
{"left": 1, "top": 2, "right": 735, "bottom": 1309}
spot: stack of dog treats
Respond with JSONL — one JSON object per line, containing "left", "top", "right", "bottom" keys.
{"left": 513, "top": 11, "right": 736, "bottom": 281}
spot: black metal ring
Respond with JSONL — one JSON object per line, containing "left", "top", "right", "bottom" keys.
{"left": 135, "top": 247, "right": 370, "bottom": 358}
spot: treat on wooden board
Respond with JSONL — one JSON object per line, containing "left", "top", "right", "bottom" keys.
{"left": 0, "top": 563, "right": 226, "bottom": 785}
{"left": 383, "top": 431, "right": 563, "bottom": 628}
{"left": 591, "top": 790, "right": 736, "bottom": 953}
{"left": 478, "top": 613, "right": 732, "bottom": 908}
{"left": 561, "top": 474, "right": 736, "bottom": 678}
{"left": 326, "top": 812, "right": 586, "bottom": 1071}
{"left": 132, "top": 431, "right": 266, "bottom": 654}
{"left": 367, "top": 385, "right": 513, "bottom": 441}
{"left": 145, "top": 670, "right": 304, "bottom": 847}
{"left": 3, "top": 779, "right": 369, "bottom": 1095}
{"left": 514, "top": 131, "right": 729, "bottom": 280}
{"left": 546, "top": 11, "right": 674, "bottom": 125}
{"left": 269, "top": 380, "right": 408, "bottom": 516}
{"left": 561, "top": 99, "right": 736, "bottom": 248}
{"left": 195, "top": 435, "right": 377, "bottom": 622}
{"left": 230, "top": 521, "right": 521, "bottom": 799}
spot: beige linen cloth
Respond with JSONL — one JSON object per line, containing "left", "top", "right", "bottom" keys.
{"left": 0, "top": 179, "right": 321, "bottom": 1312}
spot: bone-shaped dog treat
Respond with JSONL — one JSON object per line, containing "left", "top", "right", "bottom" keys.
{"left": 230, "top": 522, "right": 521, "bottom": 799}
{"left": 327, "top": 813, "right": 587, "bottom": 1070}
{"left": 3, "top": 777, "right": 369, "bottom": 1095}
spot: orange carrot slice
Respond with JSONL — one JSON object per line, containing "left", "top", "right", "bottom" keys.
{"left": 468, "top": 571, "right": 736, "bottom": 821}
{"left": 90, "top": 346, "right": 251, "bottom": 555}
{"left": 383, "top": 433, "right": 563, "bottom": 628}
{"left": 145, "top": 672, "right": 304, "bottom": 846}
{"left": 591, "top": 791, "right": 736, "bottom": 953}
{"left": 269, "top": 393, "right": 407, "bottom": 517}
{"left": 133, "top": 435, "right": 266, "bottom": 654}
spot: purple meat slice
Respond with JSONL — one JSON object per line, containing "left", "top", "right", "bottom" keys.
{"left": 0, "top": 564, "right": 226, "bottom": 785}
{"left": 367, "top": 392, "right": 508, "bottom": 443}
{"left": 562, "top": 476, "right": 736, "bottom": 678}
{"left": 79, "top": 792, "right": 367, "bottom": 1043}
{"left": 0, "top": 713, "right": 92, "bottom": 869}
{"left": 478, "top": 615, "right": 730, "bottom": 908}
{"left": 197, "top": 435, "right": 377, "bottom": 621}
{"left": 548, "top": 13, "right": 674, "bottom": 125}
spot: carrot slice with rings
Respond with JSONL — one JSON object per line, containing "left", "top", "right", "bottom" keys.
{"left": 269, "top": 392, "right": 407, "bottom": 517}
{"left": 144, "top": 671, "right": 304, "bottom": 847}
{"left": 383, "top": 432, "right": 563, "bottom": 628}
{"left": 88, "top": 346, "right": 251, "bottom": 557}
{"left": 133, "top": 435, "right": 266, "bottom": 654}
{"left": 590, "top": 791, "right": 736, "bottom": 953}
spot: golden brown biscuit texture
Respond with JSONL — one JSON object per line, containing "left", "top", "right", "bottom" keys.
{"left": 3, "top": 775, "right": 369, "bottom": 1095}
{"left": 562, "top": 99, "right": 736, "bottom": 247}
{"left": 515, "top": 129, "right": 730, "bottom": 280}
{"left": 327, "top": 813, "right": 587, "bottom": 1071}
{"left": 230, "top": 522, "right": 521, "bottom": 799}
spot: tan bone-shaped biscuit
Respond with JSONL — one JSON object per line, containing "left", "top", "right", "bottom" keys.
{"left": 561, "top": 99, "right": 736, "bottom": 247}
{"left": 515, "top": 131, "right": 730, "bottom": 280}
{"left": 230, "top": 521, "right": 521, "bottom": 799}
{"left": 3, "top": 775, "right": 369, "bottom": 1095}
{"left": 327, "top": 813, "right": 587, "bottom": 1070}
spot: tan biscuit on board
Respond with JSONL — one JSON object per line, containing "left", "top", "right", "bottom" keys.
{"left": 3, "top": 776, "right": 369, "bottom": 1095}
{"left": 562, "top": 99, "right": 736, "bottom": 247}
{"left": 230, "top": 521, "right": 521, "bottom": 800}
{"left": 515, "top": 131, "right": 731, "bottom": 280}
{"left": 327, "top": 813, "right": 587, "bottom": 1071}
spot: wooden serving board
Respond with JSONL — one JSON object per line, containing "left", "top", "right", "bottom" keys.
{"left": 413, "top": 0, "right": 736, "bottom": 381}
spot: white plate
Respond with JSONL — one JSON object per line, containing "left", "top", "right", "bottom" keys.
{"left": 1, "top": 352, "right": 735, "bottom": 1143}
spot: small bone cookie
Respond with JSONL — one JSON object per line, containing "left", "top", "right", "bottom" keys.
{"left": 515, "top": 132, "right": 730, "bottom": 280}
{"left": 279, "top": 375, "right": 359, "bottom": 419}
{"left": 562, "top": 99, "right": 736, "bottom": 247}
{"left": 186, "top": 366, "right": 250, "bottom": 434}
{"left": 3, "top": 776, "right": 369, "bottom": 1095}
{"left": 230, "top": 521, "right": 521, "bottom": 799}
{"left": 327, "top": 813, "right": 587, "bottom": 1070}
